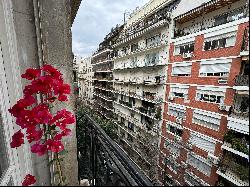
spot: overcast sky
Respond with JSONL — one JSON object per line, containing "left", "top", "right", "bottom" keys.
{"left": 72, "top": 0, "right": 149, "bottom": 58}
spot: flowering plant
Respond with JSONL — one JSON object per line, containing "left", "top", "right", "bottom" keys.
{"left": 8, "top": 65, "right": 75, "bottom": 186}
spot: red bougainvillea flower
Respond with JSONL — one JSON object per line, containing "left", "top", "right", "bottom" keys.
{"left": 10, "top": 130, "right": 24, "bottom": 148}
{"left": 9, "top": 64, "right": 74, "bottom": 161}
{"left": 58, "top": 94, "right": 68, "bottom": 102}
{"left": 23, "top": 85, "right": 38, "bottom": 97}
{"left": 21, "top": 68, "right": 41, "bottom": 80}
{"left": 8, "top": 96, "right": 36, "bottom": 118}
{"left": 31, "top": 104, "right": 53, "bottom": 124}
{"left": 26, "top": 129, "right": 43, "bottom": 143}
{"left": 22, "top": 174, "right": 36, "bottom": 186}
{"left": 54, "top": 83, "right": 71, "bottom": 95}
{"left": 54, "top": 128, "right": 72, "bottom": 141}
{"left": 31, "top": 76, "right": 54, "bottom": 95}
{"left": 31, "top": 142, "right": 47, "bottom": 156}
{"left": 42, "top": 64, "right": 62, "bottom": 78}
{"left": 46, "top": 139, "right": 64, "bottom": 153}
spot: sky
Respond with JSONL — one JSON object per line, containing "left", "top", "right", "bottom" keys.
{"left": 72, "top": 0, "right": 149, "bottom": 58}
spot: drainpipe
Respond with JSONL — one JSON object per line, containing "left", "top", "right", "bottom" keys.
{"left": 33, "top": 0, "right": 54, "bottom": 185}
{"left": 33, "top": 0, "right": 43, "bottom": 68}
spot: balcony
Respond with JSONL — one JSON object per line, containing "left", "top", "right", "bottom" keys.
{"left": 241, "top": 26, "right": 249, "bottom": 58}
{"left": 228, "top": 94, "right": 249, "bottom": 134}
{"left": 114, "top": 42, "right": 165, "bottom": 61}
{"left": 234, "top": 75, "right": 249, "bottom": 87}
{"left": 92, "top": 48, "right": 112, "bottom": 59}
{"left": 77, "top": 114, "right": 153, "bottom": 186}
{"left": 93, "top": 75, "right": 113, "bottom": 82}
{"left": 114, "top": 99, "right": 162, "bottom": 121}
{"left": 114, "top": 6, "right": 172, "bottom": 47}
{"left": 113, "top": 89, "right": 163, "bottom": 104}
{"left": 113, "top": 76, "right": 165, "bottom": 86}
{"left": 222, "top": 130, "right": 249, "bottom": 159}
{"left": 217, "top": 152, "right": 249, "bottom": 186}
{"left": 174, "top": 3, "right": 248, "bottom": 38}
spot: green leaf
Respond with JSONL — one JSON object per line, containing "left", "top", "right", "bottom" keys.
{"left": 59, "top": 150, "right": 68, "bottom": 155}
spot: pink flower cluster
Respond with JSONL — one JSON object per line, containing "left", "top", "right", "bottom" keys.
{"left": 8, "top": 65, "right": 75, "bottom": 157}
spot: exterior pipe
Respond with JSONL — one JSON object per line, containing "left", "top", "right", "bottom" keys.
{"left": 33, "top": 0, "right": 54, "bottom": 185}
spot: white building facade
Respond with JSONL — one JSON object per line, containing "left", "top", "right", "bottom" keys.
{"left": 111, "top": 0, "right": 181, "bottom": 181}
{"left": 78, "top": 57, "right": 94, "bottom": 106}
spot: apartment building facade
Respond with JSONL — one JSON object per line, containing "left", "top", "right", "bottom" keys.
{"left": 158, "top": 0, "right": 249, "bottom": 186}
{"left": 78, "top": 57, "right": 94, "bottom": 106}
{"left": 111, "top": 0, "right": 180, "bottom": 181}
{"left": 91, "top": 27, "right": 122, "bottom": 120}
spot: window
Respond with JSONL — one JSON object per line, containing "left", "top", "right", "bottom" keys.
{"left": 168, "top": 104, "right": 186, "bottom": 118}
{"left": 127, "top": 134, "right": 133, "bottom": 142}
{"left": 187, "top": 154, "right": 212, "bottom": 176}
{"left": 165, "top": 142, "right": 181, "bottom": 157}
{"left": 204, "top": 32, "right": 236, "bottom": 51}
{"left": 165, "top": 158, "right": 179, "bottom": 172}
{"left": 120, "top": 117, "right": 125, "bottom": 125}
{"left": 169, "top": 125, "right": 183, "bottom": 138}
{"left": 214, "top": 13, "right": 228, "bottom": 26}
{"left": 131, "top": 43, "right": 139, "bottom": 52}
{"left": 192, "top": 109, "right": 221, "bottom": 130}
{"left": 128, "top": 122, "right": 135, "bottom": 132}
{"left": 175, "top": 43, "right": 194, "bottom": 55}
{"left": 172, "top": 63, "right": 192, "bottom": 76}
{"left": 170, "top": 85, "right": 189, "bottom": 99}
{"left": 146, "top": 34, "right": 161, "bottom": 48}
{"left": 145, "top": 52, "right": 160, "bottom": 66}
{"left": 196, "top": 86, "right": 225, "bottom": 104}
{"left": 189, "top": 132, "right": 216, "bottom": 153}
{"left": 199, "top": 60, "right": 232, "bottom": 77}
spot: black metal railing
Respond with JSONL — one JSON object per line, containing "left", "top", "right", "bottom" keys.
{"left": 77, "top": 114, "right": 153, "bottom": 186}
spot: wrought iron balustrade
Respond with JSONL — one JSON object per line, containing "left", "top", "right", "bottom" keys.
{"left": 77, "top": 114, "right": 154, "bottom": 186}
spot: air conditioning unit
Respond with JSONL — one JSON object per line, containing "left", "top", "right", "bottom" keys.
{"left": 219, "top": 104, "right": 230, "bottom": 112}
{"left": 176, "top": 117, "right": 183, "bottom": 124}
{"left": 207, "top": 153, "right": 219, "bottom": 165}
{"left": 183, "top": 53, "right": 193, "bottom": 59}
{"left": 218, "top": 78, "right": 228, "bottom": 85}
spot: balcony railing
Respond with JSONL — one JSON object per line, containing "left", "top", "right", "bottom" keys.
{"left": 235, "top": 75, "right": 249, "bottom": 86}
{"left": 174, "top": 5, "right": 248, "bottom": 38}
{"left": 113, "top": 89, "right": 163, "bottom": 104}
{"left": 217, "top": 152, "right": 249, "bottom": 186}
{"left": 77, "top": 114, "right": 153, "bottom": 186}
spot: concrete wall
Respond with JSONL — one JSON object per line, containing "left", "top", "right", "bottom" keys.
{"left": 0, "top": 0, "right": 51, "bottom": 185}
{"left": 38, "top": 0, "right": 78, "bottom": 185}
